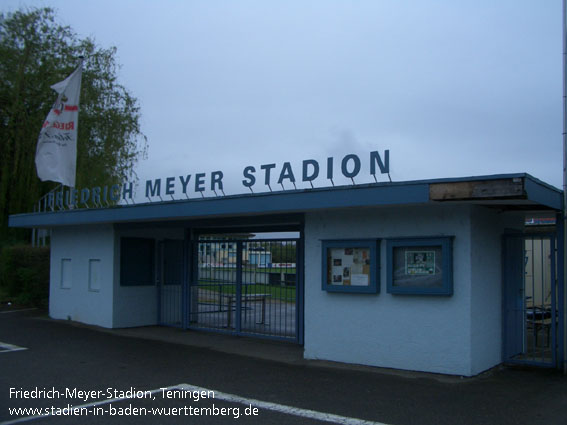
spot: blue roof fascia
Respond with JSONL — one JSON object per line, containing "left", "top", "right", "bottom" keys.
{"left": 524, "top": 174, "right": 562, "bottom": 210}
{"left": 8, "top": 173, "right": 564, "bottom": 229}
{"left": 8, "top": 181, "right": 430, "bottom": 228}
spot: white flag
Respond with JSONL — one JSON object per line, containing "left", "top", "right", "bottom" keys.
{"left": 35, "top": 61, "right": 83, "bottom": 187}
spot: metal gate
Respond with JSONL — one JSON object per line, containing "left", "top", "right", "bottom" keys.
{"left": 188, "top": 238, "right": 301, "bottom": 342}
{"left": 158, "top": 239, "right": 184, "bottom": 327}
{"left": 503, "top": 234, "right": 558, "bottom": 366}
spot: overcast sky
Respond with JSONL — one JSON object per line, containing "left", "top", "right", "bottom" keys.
{"left": 3, "top": 0, "right": 564, "bottom": 197}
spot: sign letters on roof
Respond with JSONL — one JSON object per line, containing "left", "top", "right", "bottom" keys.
{"left": 43, "top": 150, "right": 390, "bottom": 210}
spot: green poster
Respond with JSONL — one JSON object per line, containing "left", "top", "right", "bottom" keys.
{"left": 405, "top": 251, "right": 435, "bottom": 275}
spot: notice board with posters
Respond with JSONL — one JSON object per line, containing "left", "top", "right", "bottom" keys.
{"left": 322, "top": 240, "right": 379, "bottom": 293}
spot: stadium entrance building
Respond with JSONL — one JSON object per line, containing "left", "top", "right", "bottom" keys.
{"left": 9, "top": 172, "right": 566, "bottom": 376}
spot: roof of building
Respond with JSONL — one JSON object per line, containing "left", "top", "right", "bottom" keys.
{"left": 8, "top": 173, "right": 563, "bottom": 228}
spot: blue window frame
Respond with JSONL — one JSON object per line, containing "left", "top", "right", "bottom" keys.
{"left": 386, "top": 236, "right": 453, "bottom": 295}
{"left": 120, "top": 237, "right": 155, "bottom": 286}
{"left": 321, "top": 239, "right": 379, "bottom": 293}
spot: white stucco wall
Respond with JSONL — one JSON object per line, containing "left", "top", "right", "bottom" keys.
{"left": 112, "top": 227, "right": 185, "bottom": 328}
{"left": 49, "top": 224, "right": 186, "bottom": 329}
{"left": 49, "top": 224, "right": 115, "bottom": 328}
{"left": 303, "top": 204, "right": 529, "bottom": 376}
{"left": 46, "top": 202, "right": 529, "bottom": 374}
{"left": 303, "top": 205, "right": 475, "bottom": 376}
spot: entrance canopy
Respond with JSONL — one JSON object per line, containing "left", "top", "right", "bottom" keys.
{"left": 9, "top": 173, "right": 562, "bottom": 229}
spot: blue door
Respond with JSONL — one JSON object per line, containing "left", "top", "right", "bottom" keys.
{"left": 158, "top": 239, "right": 184, "bottom": 327}
{"left": 503, "top": 235, "right": 524, "bottom": 359}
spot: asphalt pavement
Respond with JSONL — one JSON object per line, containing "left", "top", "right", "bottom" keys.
{"left": 0, "top": 307, "right": 566, "bottom": 425}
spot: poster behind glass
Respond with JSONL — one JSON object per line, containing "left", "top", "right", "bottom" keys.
{"left": 392, "top": 245, "right": 443, "bottom": 288}
{"left": 327, "top": 247, "right": 371, "bottom": 286}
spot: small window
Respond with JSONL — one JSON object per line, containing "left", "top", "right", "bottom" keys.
{"left": 88, "top": 259, "right": 101, "bottom": 292}
{"left": 120, "top": 238, "right": 155, "bottom": 286}
{"left": 321, "top": 240, "right": 379, "bottom": 293}
{"left": 60, "top": 259, "right": 72, "bottom": 289}
{"left": 386, "top": 237, "right": 453, "bottom": 295}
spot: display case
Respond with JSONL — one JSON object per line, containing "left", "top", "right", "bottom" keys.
{"left": 321, "top": 239, "right": 379, "bottom": 293}
{"left": 386, "top": 237, "right": 453, "bottom": 295}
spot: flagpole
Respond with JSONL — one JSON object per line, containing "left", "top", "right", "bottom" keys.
{"left": 69, "top": 56, "right": 84, "bottom": 209}
{"left": 562, "top": 0, "right": 567, "bottom": 374}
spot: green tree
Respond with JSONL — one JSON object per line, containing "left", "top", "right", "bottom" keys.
{"left": 271, "top": 242, "right": 297, "bottom": 263}
{"left": 0, "top": 7, "right": 146, "bottom": 241}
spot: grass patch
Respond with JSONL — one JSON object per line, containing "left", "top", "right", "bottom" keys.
{"left": 201, "top": 266, "right": 296, "bottom": 274}
{"left": 198, "top": 282, "right": 296, "bottom": 302}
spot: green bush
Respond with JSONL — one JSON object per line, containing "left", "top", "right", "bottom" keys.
{"left": 0, "top": 245, "right": 50, "bottom": 307}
